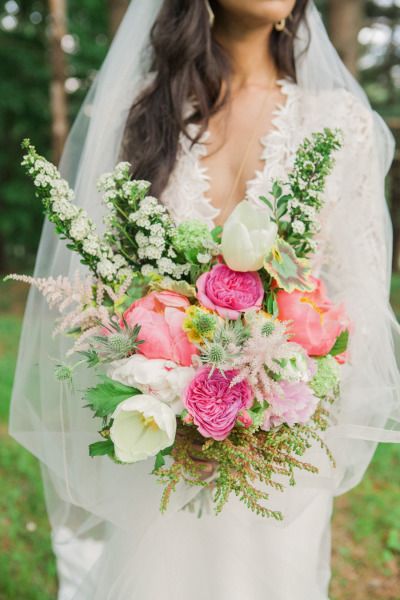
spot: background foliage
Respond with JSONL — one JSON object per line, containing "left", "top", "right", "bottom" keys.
{"left": 0, "top": 1, "right": 399, "bottom": 599}
{"left": 0, "top": 0, "right": 399, "bottom": 272}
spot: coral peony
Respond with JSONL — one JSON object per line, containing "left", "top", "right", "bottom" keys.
{"left": 196, "top": 263, "right": 264, "bottom": 320}
{"left": 122, "top": 290, "right": 198, "bottom": 367}
{"left": 276, "top": 277, "right": 348, "bottom": 357}
{"left": 183, "top": 367, "right": 253, "bottom": 440}
{"left": 262, "top": 381, "right": 319, "bottom": 430}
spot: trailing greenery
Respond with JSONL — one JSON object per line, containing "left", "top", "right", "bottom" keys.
{"left": 155, "top": 400, "right": 336, "bottom": 520}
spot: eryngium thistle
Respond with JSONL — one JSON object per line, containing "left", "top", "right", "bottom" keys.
{"left": 201, "top": 341, "right": 228, "bottom": 371}
{"left": 54, "top": 363, "right": 73, "bottom": 382}
{"left": 92, "top": 319, "right": 142, "bottom": 361}
{"left": 193, "top": 312, "right": 216, "bottom": 337}
{"left": 261, "top": 321, "right": 275, "bottom": 336}
{"left": 214, "top": 320, "right": 250, "bottom": 348}
{"left": 107, "top": 332, "right": 136, "bottom": 356}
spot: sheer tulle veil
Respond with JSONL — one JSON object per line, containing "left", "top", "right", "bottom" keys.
{"left": 9, "top": 0, "right": 400, "bottom": 579}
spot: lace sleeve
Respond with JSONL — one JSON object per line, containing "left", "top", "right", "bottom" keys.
{"left": 318, "top": 91, "right": 392, "bottom": 297}
{"left": 316, "top": 92, "right": 400, "bottom": 494}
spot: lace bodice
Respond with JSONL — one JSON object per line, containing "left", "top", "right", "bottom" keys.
{"left": 161, "top": 78, "right": 389, "bottom": 287}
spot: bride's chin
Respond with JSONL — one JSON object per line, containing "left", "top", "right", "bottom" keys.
{"left": 215, "top": 0, "right": 297, "bottom": 24}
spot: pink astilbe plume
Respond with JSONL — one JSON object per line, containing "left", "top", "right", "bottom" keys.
{"left": 6, "top": 271, "right": 93, "bottom": 311}
{"left": 5, "top": 271, "right": 110, "bottom": 354}
{"left": 103, "top": 272, "right": 133, "bottom": 303}
{"left": 231, "top": 314, "right": 301, "bottom": 402}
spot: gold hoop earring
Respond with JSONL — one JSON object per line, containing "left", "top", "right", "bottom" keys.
{"left": 206, "top": 0, "right": 215, "bottom": 27}
{"left": 274, "top": 18, "right": 286, "bottom": 32}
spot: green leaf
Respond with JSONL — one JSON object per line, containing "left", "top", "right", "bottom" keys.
{"left": 89, "top": 439, "right": 115, "bottom": 458}
{"left": 277, "top": 205, "right": 288, "bottom": 220}
{"left": 329, "top": 330, "right": 349, "bottom": 357}
{"left": 153, "top": 451, "right": 166, "bottom": 471}
{"left": 259, "top": 195, "right": 274, "bottom": 211}
{"left": 84, "top": 377, "right": 141, "bottom": 418}
{"left": 277, "top": 194, "right": 292, "bottom": 209}
{"left": 247, "top": 401, "right": 269, "bottom": 428}
{"left": 152, "top": 445, "right": 174, "bottom": 473}
{"left": 272, "top": 181, "right": 283, "bottom": 198}
{"left": 77, "top": 349, "right": 100, "bottom": 368}
{"left": 264, "top": 237, "right": 315, "bottom": 293}
{"left": 266, "top": 293, "right": 275, "bottom": 315}
{"left": 211, "top": 225, "right": 223, "bottom": 243}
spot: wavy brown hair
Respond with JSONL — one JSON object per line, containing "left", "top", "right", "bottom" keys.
{"left": 122, "top": 0, "right": 309, "bottom": 197}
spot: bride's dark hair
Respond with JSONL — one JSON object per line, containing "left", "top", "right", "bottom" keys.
{"left": 122, "top": 0, "right": 309, "bottom": 197}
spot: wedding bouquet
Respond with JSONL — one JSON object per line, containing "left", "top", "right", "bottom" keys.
{"left": 7, "top": 130, "right": 348, "bottom": 519}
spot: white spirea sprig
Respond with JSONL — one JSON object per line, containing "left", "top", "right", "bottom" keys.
{"left": 269, "top": 129, "right": 343, "bottom": 260}
{"left": 97, "top": 164, "right": 192, "bottom": 281}
{"left": 21, "top": 140, "right": 128, "bottom": 284}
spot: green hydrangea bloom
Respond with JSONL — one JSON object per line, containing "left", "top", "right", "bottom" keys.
{"left": 172, "top": 220, "right": 213, "bottom": 257}
{"left": 310, "top": 355, "right": 340, "bottom": 399}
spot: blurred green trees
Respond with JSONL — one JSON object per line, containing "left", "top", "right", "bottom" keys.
{"left": 0, "top": 0, "right": 109, "bottom": 271}
{"left": 0, "top": 0, "right": 399, "bottom": 272}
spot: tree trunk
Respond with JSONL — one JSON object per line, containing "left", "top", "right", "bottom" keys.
{"left": 390, "top": 156, "right": 400, "bottom": 274}
{"left": 48, "top": 0, "right": 69, "bottom": 164}
{"left": 108, "top": 0, "right": 129, "bottom": 37}
{"left": 327, "top": 0, "right": 364, "bottom": 77}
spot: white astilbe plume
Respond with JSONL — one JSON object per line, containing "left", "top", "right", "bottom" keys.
{"left": 231, "top": 314, "right": 301, "bottom": 402}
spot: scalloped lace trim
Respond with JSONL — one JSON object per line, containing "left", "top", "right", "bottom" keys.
{"left": 161, "top": 78, "right": 300, "bottom": 230}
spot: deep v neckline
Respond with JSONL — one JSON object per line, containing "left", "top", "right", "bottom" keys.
{"left": 194, "top": 78, "right": 297, "bottom": 226}
{"left": 160, "top": 78, "right": 299, "bottom": 230}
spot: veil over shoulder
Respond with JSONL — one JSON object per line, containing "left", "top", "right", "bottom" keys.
{"left": 9, "top": 0, "right": 400, "bottom": 597}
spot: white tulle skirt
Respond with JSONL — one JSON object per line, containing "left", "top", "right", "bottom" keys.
{"left": 53, "top": 486, "right": 333, "bottom": 600}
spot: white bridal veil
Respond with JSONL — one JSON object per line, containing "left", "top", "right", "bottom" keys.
{"left": 9, "top": 0, "right": 400, "bottom": 597}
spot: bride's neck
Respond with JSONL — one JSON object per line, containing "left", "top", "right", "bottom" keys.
{"left": 213, "top": 18, "right": 278, "bottom": 90}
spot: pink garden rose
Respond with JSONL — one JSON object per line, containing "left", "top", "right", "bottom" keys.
{"left": 184, "top": 368, "right": 254, "bottom": 440}
{"left": 262, "top": 381, "right": 319, "bottom": 431}
{"left": 196, "top": 263, "right": 264, "bottom": 320}
{"left": 122, "top": 290, "right": 198, "bottom": 367}
{"left": 276, "top": 277, "right": 349, "bottom": 357}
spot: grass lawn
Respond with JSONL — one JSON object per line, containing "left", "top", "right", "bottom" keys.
{"left": 0, "top": 281, "right": 399, "bottom": 599}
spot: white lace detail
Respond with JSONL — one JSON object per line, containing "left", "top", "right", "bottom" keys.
{"left": 161, "top": 81, "right": 386, "bottom": 291}
{"left": 161, "top": 78, "right": 302, "bottom": 229}
{"left": 161, "top": 124, "right": 219, "bottom": 229}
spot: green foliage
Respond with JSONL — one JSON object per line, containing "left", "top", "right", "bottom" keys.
{"left": 329, "top": 329, "right": 349, "bottom": 357}
{"left": 310, "top": 355, "right": 340, "bottom": 400}
{"left": 0, "top": 1, "right": 109, "bottom": 273}
{"left": 152, "top": 445, "right": 174, "bottom": 471}
{"left": 89, "top": 438, "right": 115, "bottom": 457}
{"left": 263, "top": 237, "right": 315, "bottom": 293}
{"left": 269, "top": 128, "right": 343, "bottom": 260}
{"left": 155, "top": 408, "right": 334, "bottom": 520}
{"left": 84, "top": 376, "right": 140, "bottom": 418}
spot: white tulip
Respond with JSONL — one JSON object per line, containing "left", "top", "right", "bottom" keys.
{"left": 107, "top": 355, "right": 195, "bottom": 414}
{"left": 110, "top": 394, "right": 176, "bottom": 463}
{"left": 221, "top": 200, "right": 277, "bottom": 272}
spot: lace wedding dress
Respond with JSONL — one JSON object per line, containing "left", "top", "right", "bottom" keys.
{"left": 51, "top": 78, "right": 392, "bottom": 600}
{"left": 10, "top": 2, "right": 400, "bottom": 599}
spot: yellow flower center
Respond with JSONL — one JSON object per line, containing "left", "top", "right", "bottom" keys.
{"left": 141, "top": 415, "right": 159, "bottom": 430}
{"left": 272, "top": 245, "right": 282, "bottom": 263}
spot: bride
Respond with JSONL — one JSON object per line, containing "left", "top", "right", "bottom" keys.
{"left": 10, "top": 1, "right": 400, "bottom": 599}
